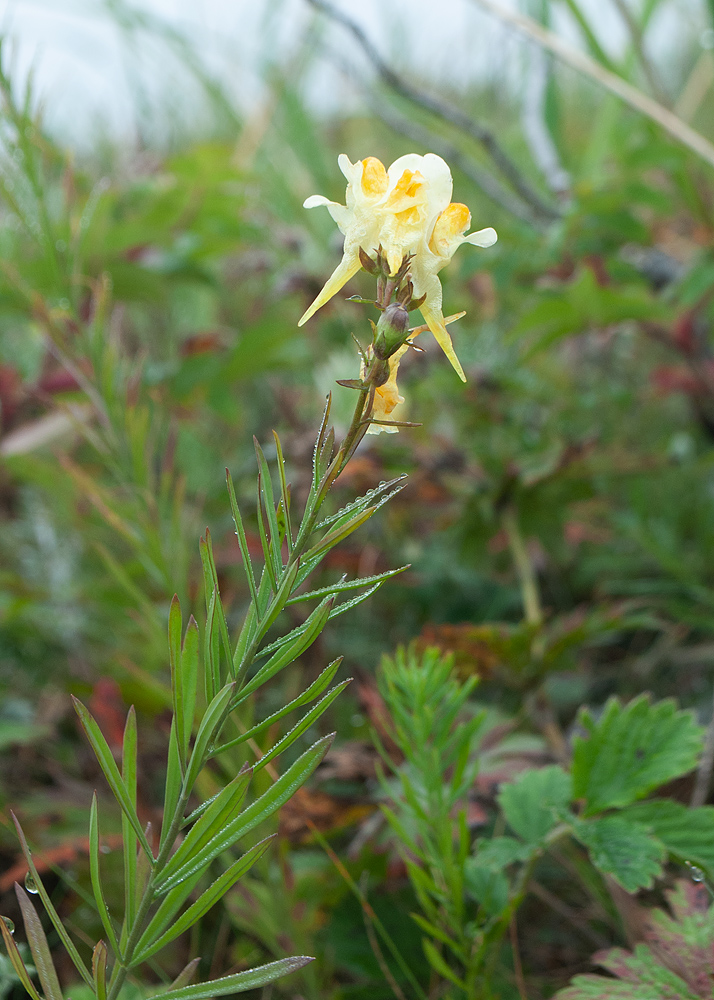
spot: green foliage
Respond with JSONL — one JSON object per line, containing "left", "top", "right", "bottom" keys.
{"left": 572, "top": 696, "right": 703, "bottom": 815}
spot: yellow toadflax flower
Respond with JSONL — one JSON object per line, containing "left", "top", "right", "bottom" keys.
{"left": 298, "top": 153, "right": 497, "bottom": 381}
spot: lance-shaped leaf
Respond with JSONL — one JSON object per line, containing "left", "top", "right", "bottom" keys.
{"left": 200, "top": 530, "right": 232, "bottom": 678}
{"left": 234, "top": 597, "right": 333, "bottom": 703}
{"left": 10, "top": 813, "right": 94, "bottom": 989}
{"left": 255, "top": 438, "right": 282, "bottom": 572}
{"left": 183, "top": 682, "right": 235, "bottom": 794}
{"left": 214, "top": 658, "right": 343, "bottom": 754}
{"left": 168, "top": 596, "right": 185, "bottom": 768}
{"left": 148, "top": 956, "right": 314, "bottom": 1000}
{"left": 166, "top": 959, "right": 201, "bottom": 993}
{"left": 313, "top": 476, "right": 407, "bottom": 530}
{"left": 133, "top": 836, "right": 274, "bottom": 964}
{"left": 252, "top": 680, "right": 350, "bottom": 773}
{"left": 158, "top": 768, "right": 252, "bottom": 886}
{"left": 156, "top": 733, "right": 334, "bottom": 894}
{"left": 286, "top": 566, "right": 408, "bottom": 607}
{"left": 304, "top": 507, "right": 377, "bottom": 562}
{"left": 72, "top": 698, "right": 153, "bottom": 861}
{"left": 0, "top": 913, "right": 43, "bottom": 1000}
{"left": 160, "top": 722, "right": 183, "bottom": 851}
{"left": 89, "top": 795, "right": 121, "bottom": 955}
{"left": 14, "top": 884, "right": 63, "bottom": 1000}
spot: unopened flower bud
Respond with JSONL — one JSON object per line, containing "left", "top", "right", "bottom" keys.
{"left": 373, "top": 303, "right": 410, "bottom": 360}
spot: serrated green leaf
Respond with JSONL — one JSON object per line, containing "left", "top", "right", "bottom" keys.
{"left": 623, "top": 800, "right": 714, "bottom": 876}
{"left": 133, "top": 837, "right": 273, "bottom": 964}
{"left": 89, "top": 795, "right": 121, "bottom": 955}
{"left": 498, "top": 765, "right": 572, "bottom": 843}
{"left": 72, "top": 698, "right": 153, "bottom": 861}
{"left": 474, "top": 836, "right": 533, "bottom": 869}
{"left": 14, "top": 884, "right": 63, "bottom": 1000}
{"left": 148, "top": 957, "right": 314, "bottom": 1000}
{"left": 573, "top": 816, "right": 665, "bottom": 892}
{"left": 556, "top": 944, "right": 700, "bottom": 1000}
{"left": 10, "top": 813, "right": 94, "bottom": 989}
{"left": 156, "top": 733, "right": 334, "bottom": 893}
{"left": 572, "top": 695, "right": 703, "bottom": 815}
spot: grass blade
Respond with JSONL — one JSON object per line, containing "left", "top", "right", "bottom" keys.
{"left": 121, "top": 707, "right": 138, "bottom": 948}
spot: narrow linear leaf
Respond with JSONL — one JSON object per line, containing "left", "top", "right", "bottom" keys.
{"left": 160, "top": 722, "right": 182, "bottom": 851}
{"left": 121, "top": 707, "right": 138, "bottom": 938}
{"left": 202, "top": 530, "right": 233, "bottom": 678}
{"left": 10, "top": 813, "right": 94, "bottom": 989}
{"left": 133, "top": 837, "right": 274, "bottom": 964}
{"left": 304, "top": 507, "right": 377, "bottom": 561}
{"left": 285, "top": 565, "right": 409, "bottom": 606}
{"left": 0, "top": 916, "right": 43, "bottom": 1000}
{"left": 254, "top": 438, "right": 282, "bottom": 575}
{"left": 159, "top": 768, "right": 253, "bottom": 885}
{"left": 157, "top": 734, "right": 334, "bottom": 893}
{"left": 14, "top": 884, "right": 63, "bottom": 1000}
{"left": 72, "top": 698, "right": 153, "bottom": 861}
{"left": 226, "top": 469, "right": 258, "bottom": 607}
{"left": 180, "top": 617, "right": 200, "bottom": 759}
{"left": 214, "top": 658, "right": 343, "bottom": 754}
{"left": 313, "top": 476, "right": 407, "bottom": 530}
{"left": 168, "top": 596, "right": 185, "bottom": 769}
{"left": 273, "top": 430, "right": 293, "bottom": 552}
{"left": 235, "top": 597, "right": 333, "bottom": 704}
{"left": 89, "top": 795, "right": 121, "bottom": 956}
{"left": 252, "top": 680, "right": 351, "bottom": 773}
{"left": 183, "top": 682, "right": 235, "bottom": 794}
{"left": 254, "top": 559, "right": 300, "bottom": 641}
{"left": 148, "top": 956, "right": 314, "bottom": 1000}
{"left": 422, "top": 937, "right": 467, "bottom": 991}
{"left": 256, "top": 473, "right": 279, "bottom": 591}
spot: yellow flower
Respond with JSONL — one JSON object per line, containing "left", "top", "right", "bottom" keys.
{"left": 299, "top": 153, "right": 497, "bottom": 381}
{"left": 363, "top": 344, "right": 409, "bottom": 436}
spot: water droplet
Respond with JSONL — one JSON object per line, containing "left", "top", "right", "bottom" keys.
{"left": 24, "top": 872, "right": 39, "bottom": 895}
{"left": 58, "top": 298, "right": 70, "bottom": 311}
{"left": 55, "top": 239, "right": 66, "bottom": 253}
{"left": 100, "top": 844, "right": 111, "bottom": 855}
{"left": 2, "top": 917, "right": 15, "bottom": 933}
{"left": 686, "top": 861, "right": 706, "bottom": 882}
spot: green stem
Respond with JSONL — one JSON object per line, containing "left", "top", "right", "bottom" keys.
{"left": 501, "top": 506, "right": 542, "bottom": 629}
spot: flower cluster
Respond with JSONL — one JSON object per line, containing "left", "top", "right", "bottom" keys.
{"left": 299, "top": 153, "right": 497, "bottom": 389}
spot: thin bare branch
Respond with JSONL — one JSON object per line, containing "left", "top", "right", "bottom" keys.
{"left": 470, "top": 0, "right": 714, "bottom": 172}
{"left": 609, "top": 0, "right": 669, "bottom": 106}
{"left": 304, "top": 0, "right": 561, "bottom": 222}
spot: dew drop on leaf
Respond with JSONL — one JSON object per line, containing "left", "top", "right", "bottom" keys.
{"left": 2, "top": 917, "right": 14, "bottom": 933}
{"left": 24, "top": 872, "right": 39, "bottom": 894}
{"left": 686, "top": 861, "right": 706, "bottom": 882}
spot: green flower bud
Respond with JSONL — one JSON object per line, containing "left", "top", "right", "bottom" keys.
{"left": 373, "top": 303, "right": 410, "bottom": 360}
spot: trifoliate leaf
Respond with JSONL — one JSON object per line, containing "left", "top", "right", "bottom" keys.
{"left": 572, "top": 695, "right": 703, "bottom": 815}
{"left": 622, "top": 800, "right": 714, "bottom": 877}
{"left": 556, "top": 944, "right": 700, "bottom": 999}
{"left": 573, "top": 816, "right": 665, "bottom": 892}
{"left": 498, "top": 765, "right": 572, "bottom": 843}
